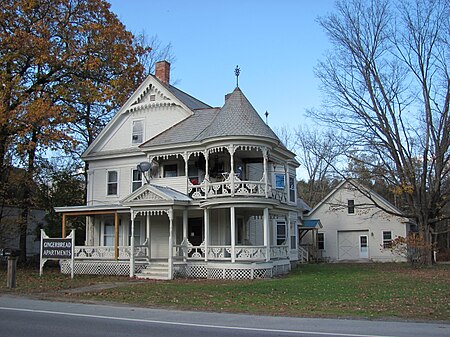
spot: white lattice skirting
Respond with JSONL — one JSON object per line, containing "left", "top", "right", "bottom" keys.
{"left": 60, "top": 260, "right": 147, "bottom": 276}
{"left": 174, "top": 260, "right": 290, "bottom": 280}
{"left": 60, "top": 259, "right": 290, "bottom": 279}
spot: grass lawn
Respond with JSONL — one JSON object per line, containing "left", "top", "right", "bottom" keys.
{"left": 1, "top": 263, "right": 449, "bottom": 321}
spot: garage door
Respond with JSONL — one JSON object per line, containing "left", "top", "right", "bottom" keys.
{"left": 338, "top": 231, "right": 369, "bottom": 260}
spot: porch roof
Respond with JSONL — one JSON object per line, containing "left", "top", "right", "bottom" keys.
{"left": 299, "top": 219, "right": 323, "bottom": 229}
{"left": 54, "top": 204, "right": 130, "bottom": 214}
{"left": 122, "top": 183, "right": 192, "bottom": 206}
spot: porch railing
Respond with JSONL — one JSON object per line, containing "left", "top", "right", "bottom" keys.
{"left": 270, "top": 245, "right": 289, "bottom": 258}
{"left": 188, "top": 177, "right": 267, "bottom": 200}
{"left": 74, "top": 245, "right": 148, "bottom": 260}
{"left": 298, "top": 246, "right": 309, "bottom": 263}
{"left": 173, "top": 242, "right": 287, "bottom": 261}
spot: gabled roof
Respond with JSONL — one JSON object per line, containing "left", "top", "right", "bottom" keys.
{"left": 82, "top": 75, "right": 200, "bottom": 159}
{"left": 168, "top": 85, "right": 211, "bottom": 110}
{"left": 198, "top": 87, "right": 280, "bottom": 141}
{"left": 307, "top": 179, "right": 405, "bottom": 219}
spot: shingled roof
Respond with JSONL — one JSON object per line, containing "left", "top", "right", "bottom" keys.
{"left": 141, "top": 87, "right": 281, "bottom": 149}
{"left": 141, "top": 108, "right": 220, "bottom": 147}
{"left": 198, "top": 87, "right": 279, "bottom": 141}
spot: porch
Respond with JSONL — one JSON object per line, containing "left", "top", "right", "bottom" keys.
{"left": 59, "top": 243, "right": 290, "bottom": 280}
{"left": 57, "top": 199, "right": 293, "bottom": 280}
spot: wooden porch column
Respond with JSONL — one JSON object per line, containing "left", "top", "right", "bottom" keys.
{"left": 284, "top": 164, "right": 289, "bottom": 202}
{"left": 229, "top": 145, "right": 235, "bottom": 196}
{"left": 62, "top": 213, "right": 67, "bottom": 238}
{"left": 183, "top": 209, "right": 188, "bottom": 238}
{"left": 230, "top": 207, "right": 236, "bottom": 263}
{"left": 184, "top": 151, "right": 189, "bottom": 191}
{"left": 168, "top": 209, "right": 174, "bottom": 279}
{"left": 263, "top": 208, "right": 270, "bottom": 262}
{"left": 114, "top": 212, "right": 119, "bottom": 260}
{"left": 146, "top": 212, "right": 151, "bottom": 260}
{"left": 262, "top": 148, "right": 268, "bottom": 198}
{"left": 183, "top": 209, "right": 188, "bottom": 262}
{"left": 204, "top": 208, "right": 209, "bottom": 262}
{"left": 130, "top": 211, "right": 135, "bottom": 277}
{"left": 287, "top": 216, "right": 291, "bottom": 250}
{"left": 204, "top": 150, "right": 209, "bottom": 181}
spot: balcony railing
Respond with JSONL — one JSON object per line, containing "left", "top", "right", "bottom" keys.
{"left": 189, "top": 176, "right": 268, "bottom": 200}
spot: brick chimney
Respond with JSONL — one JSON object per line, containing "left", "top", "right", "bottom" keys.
{"left": 155, "top": 61, "right": 170, "bottom": 86}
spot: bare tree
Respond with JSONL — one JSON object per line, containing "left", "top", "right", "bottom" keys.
{"left": 294, "top": 127, "right": 344, "bottom": 206}
{"left": 134, "top": 33, "right": 176, "bottom": 76}
{"left": 312, "top": 0, "right": 449, "bottom": 264}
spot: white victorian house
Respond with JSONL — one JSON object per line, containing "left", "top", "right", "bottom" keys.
{"left": 56, "top": 61, "right": 303, "bottom": 280}
{"left": 302, "top": 180, "right": 413, "bottom": 262}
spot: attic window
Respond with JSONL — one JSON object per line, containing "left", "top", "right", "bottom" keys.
{"left": 132, "top": 120, "right": 144, "bottom": 144}
{"left": 348, "top": 200, "right": 355, "bottom": 214}
{"left": 149, "top": 94, "right": 156, "bottom": 101}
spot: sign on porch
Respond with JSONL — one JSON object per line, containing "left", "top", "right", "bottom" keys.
{"left": 40, "top": 229, "right": 75, "bottom": 278}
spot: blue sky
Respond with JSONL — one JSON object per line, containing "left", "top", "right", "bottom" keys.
{"left": 109, "top": 0, "right": 335, "bottom": 130}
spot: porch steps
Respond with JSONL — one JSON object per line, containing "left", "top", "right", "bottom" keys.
{"left": 136, "top": 261, "right": 169, "bottom": 280}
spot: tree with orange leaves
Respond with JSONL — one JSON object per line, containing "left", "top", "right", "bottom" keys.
{"left": 0, "top": 0, "right": 156, "bottom": 260}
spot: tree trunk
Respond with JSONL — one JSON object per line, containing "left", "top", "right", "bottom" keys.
{"left": 18, "top": 130, "right": 38, "bottom": 263}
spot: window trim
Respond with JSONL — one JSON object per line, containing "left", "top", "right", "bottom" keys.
{"left": 347, "top": 199, "right": 355, "bottom": 214}
{"left": 289, "top": 176, "right": 296, "bottom": 202}
{"left": 275, "top": 174, "right": 285, "bottom": 190}
{"left": 163, "top": 163, "right": 178, "bottom": 178}
{"left": 106, "top": 170, "right": 118, "bottom": 196}
{"left": 276, "top": 221, "right": 287, "bottom": 245}
{"left": 129, "top": 219, "right": 142, "bottom": 245}
{"left": 317, "top": 232, "right": 325, "bottom": 250}
{"left": 131, "top": 169, "right": 143, "bottom": 192}
{"left": 382, "top": 230, "right": 393, "bottom": 249}
{"left": 131, "top": 119, "right": 144, "bottom": 145}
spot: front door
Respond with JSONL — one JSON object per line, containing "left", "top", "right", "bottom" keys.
{"left": 359, "top": 235, "right": 369, "bottom": 258}
{"left": 188, "top": 218, "right": 203, "bottom": 246}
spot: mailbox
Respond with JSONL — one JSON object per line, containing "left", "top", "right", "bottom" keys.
{"left": 1, "top": 248, "right": 21, "bottom": 257}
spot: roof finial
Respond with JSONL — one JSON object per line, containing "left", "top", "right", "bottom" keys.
{"left": 235, "top": 65, "right": 240, "bottom": 87}
{"left": 265, "top": 110, "right": 269, "bottom": 124}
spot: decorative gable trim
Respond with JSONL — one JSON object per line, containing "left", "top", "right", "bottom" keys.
{"left": 82, "top": 75, "right": 193, "bottom": 159}
{"left": 122, "top": 184, "right": 172, "bottom": 205}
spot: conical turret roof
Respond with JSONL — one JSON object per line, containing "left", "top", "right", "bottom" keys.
{"left": 198, "top": 87, "right": 279, "bottom": 141}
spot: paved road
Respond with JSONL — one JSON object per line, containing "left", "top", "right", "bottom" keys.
{"left": 0, "top": 296, "right": 448, "bottom": 337}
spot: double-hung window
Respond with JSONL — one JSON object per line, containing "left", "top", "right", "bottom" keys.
{"left": 164, "top": 164, "right": 178, "bottom": 177}
{"left": 275, "top": 174, "right": 285, "bottom": 190}
{"left": 318, "top": 233, "right": 325, "bottom": 250}
{"left": 132, "top": 120, "right": 144, "bottom": 145}
{"left": 107, "top": 171, "right": 118, "bottom": 196}
{"left": 132, "top": 169, "right": 142, "bottom": 192}
{"left": 129, "top": 220, "right": 141, "bottom": 245}
{"left": 276, "top": 221, "right": 287, "bottom": 245}
{"left": 382, "top": 231, "right": 393, "bottom": 248}
{"left": 289, "top": 176, "right": 295, "bottom": 202}
{"left": 348, "top": 199, "right": 355, "bottom": 214}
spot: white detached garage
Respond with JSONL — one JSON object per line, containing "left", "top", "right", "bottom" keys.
{"left": 303, "top": 180, "right": 413, "bottom": 262}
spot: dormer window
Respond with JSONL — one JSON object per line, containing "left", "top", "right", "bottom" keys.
{"left": 132, "top": 120, "right": 144, "bottom": 145}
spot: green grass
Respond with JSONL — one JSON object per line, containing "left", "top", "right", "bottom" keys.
{"left": 1, "top": 263, "right": 449, "bottom": 321}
